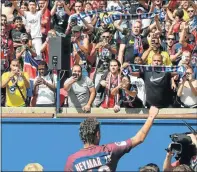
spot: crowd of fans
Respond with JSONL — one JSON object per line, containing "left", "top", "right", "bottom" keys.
{"left": 1, "top": 0, "right": 197, "bottom": 111}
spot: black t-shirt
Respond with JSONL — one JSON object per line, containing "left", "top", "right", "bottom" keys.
{"left": 52, "top": 8, "right": 69, "bottom": 33}
{"left": 140, "top": 71, "right": 172, "bottom": 108}
{"left": 118, "top": 84, "right": 143, "bottom": 108}
{"left": 121, "top": 28, "right": 149, "bottom": 63}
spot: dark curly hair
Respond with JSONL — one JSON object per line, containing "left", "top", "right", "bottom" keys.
{"left": 79, "top": 118, "right": 100, "bottom": 144}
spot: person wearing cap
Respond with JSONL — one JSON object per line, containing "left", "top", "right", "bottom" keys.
{"left": 16, "top": 33, "right": 37, "bottom": 70}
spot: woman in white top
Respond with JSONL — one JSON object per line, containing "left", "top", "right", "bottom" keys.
{"left": 177, "top": 67, "right": 197, "bottom": 108}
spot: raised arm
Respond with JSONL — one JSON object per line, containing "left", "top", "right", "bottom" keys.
{"left": 179, "top": 22, "right": 188, "bottom": 47}
{"left": 130, "top": 106, "right": 159, "bottom": 148}
{"left": 51, "top": 1, "right": 58, "bottom": 16}
{"left": 118, "top": 44, "right": 125, "bottom": 65}
{"left": 163, "top": 151, "right": 173, "bottom": 172}
{"left": 141, "top": 47, "right": 152, "bottom": 63}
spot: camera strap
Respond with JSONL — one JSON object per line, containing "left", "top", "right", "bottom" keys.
{"left": 15, "top": 82, "right": 28, "bottom": 107}
{"left": 182, "top": 120, "right": 197, "bottom": 135}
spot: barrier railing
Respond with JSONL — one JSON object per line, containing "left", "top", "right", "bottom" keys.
{"left": 1, "top": 108, "right": 197, "bottom": 119}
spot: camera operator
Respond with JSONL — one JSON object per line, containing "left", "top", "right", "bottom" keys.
{"left": 163, "top": 133, "right": 197, "bottom": 172}
{"left": 16, "top": 33, "right": 37, "bottom": 70}
{"left": 63, "top": 64, "right": 96, "bottom": 112}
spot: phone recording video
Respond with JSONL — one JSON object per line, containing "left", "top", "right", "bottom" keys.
{"left": 72, "top": 73, "right": 78, "bottom": 78}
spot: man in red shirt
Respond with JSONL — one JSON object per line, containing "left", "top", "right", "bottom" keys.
{"left": 65, "top": 106, "right": 159, "bottom": 171}
{"left": 38, "top": 0, "right": 51, "bottom": 43}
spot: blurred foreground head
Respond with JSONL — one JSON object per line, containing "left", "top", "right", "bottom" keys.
{"left": 23, "top": 163, "right": 44, "bottom": 172}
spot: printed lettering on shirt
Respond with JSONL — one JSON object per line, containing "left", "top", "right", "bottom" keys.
{"left": 114, "top": 141, "right": 127, "bottom": 146}
{"left": 28, "top": 19, "right": 38, "bottom": 24}
{"left": 73, "top": 152, "right": 111, "bottom": 171}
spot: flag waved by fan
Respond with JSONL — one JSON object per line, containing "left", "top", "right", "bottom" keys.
{"left": 23, "top": 51, "right": 38, "bottom": 98}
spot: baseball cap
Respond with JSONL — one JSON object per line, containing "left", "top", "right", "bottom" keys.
{"left": 72, "top": 25, "right": 82, "bottom": 32}
{"left": 20, "top": 33, "right": 28, "bottom": 40}
{"left": 136, "top": 7, "right": 145, "bottom": 14}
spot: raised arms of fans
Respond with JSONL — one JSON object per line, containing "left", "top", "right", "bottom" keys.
{"left": 50, "top": 1, "right": 58, "bottom": 16}
{"left": 130, "top": 106, "right": 159, "bottom": 148}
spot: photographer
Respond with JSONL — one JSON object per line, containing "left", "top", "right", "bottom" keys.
{"left": 16, "top": 33, "right": 37, "bottom": 70}
{"left": 92, "top": 31, "right": 117, "bottom": 86}
{"left": 31, "top": 61, "right": 56, "bottom": 107}
{"left": 163, "top": 133, "right": 197, "bottom": 172}
{"left": 111, "top": 75, "right": 144, "bottom": 111}
{"left": 177, "top": 67, "right": 197, "bottom": 108}
{"left": 63, "top": 64, "right": 96, "bottom": 112}
{"left": 71, "top": 25, "right": 90, "bottom": 76}
{"left": 1, "top": 59, "right": 30, "bottom": 107}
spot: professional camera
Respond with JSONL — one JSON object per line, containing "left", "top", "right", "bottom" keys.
{"left": 167, "top": 132, "right": 197, "bottom": 165}
{"left": 72, "top": 73, "right": 78, "bottom": 78}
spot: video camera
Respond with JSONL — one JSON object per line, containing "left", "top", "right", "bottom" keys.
{"left": 167, "top": 132, "right": 197, "bottom": 165}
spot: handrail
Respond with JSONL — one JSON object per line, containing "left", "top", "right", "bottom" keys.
{"left": 1, "top": 108, "right": 196, "bottom": 119}
{"left": 57, "top": 113, "right": 197, "bottom": 119}
{"left": 1, "top": 113, "right": 196, "bottom": 119}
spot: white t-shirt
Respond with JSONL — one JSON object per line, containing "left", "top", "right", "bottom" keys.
{"left": 130, "top": 76, "right": 146, "bottom": 106}
{"left": 64, "top": 76, "right": 94, "bottom": 107}
{"left": 34, "top": 73, "right": 57, "bottom": 105}
{"left": 24, "top": 11, "right": 42, "bottom": 39}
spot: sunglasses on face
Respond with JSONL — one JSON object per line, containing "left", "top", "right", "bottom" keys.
{"left": 168, "top": 38, "right": 175, "bottom": 41}
{"left": 187, "top": 10, "right": 194, "bottom": 13}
